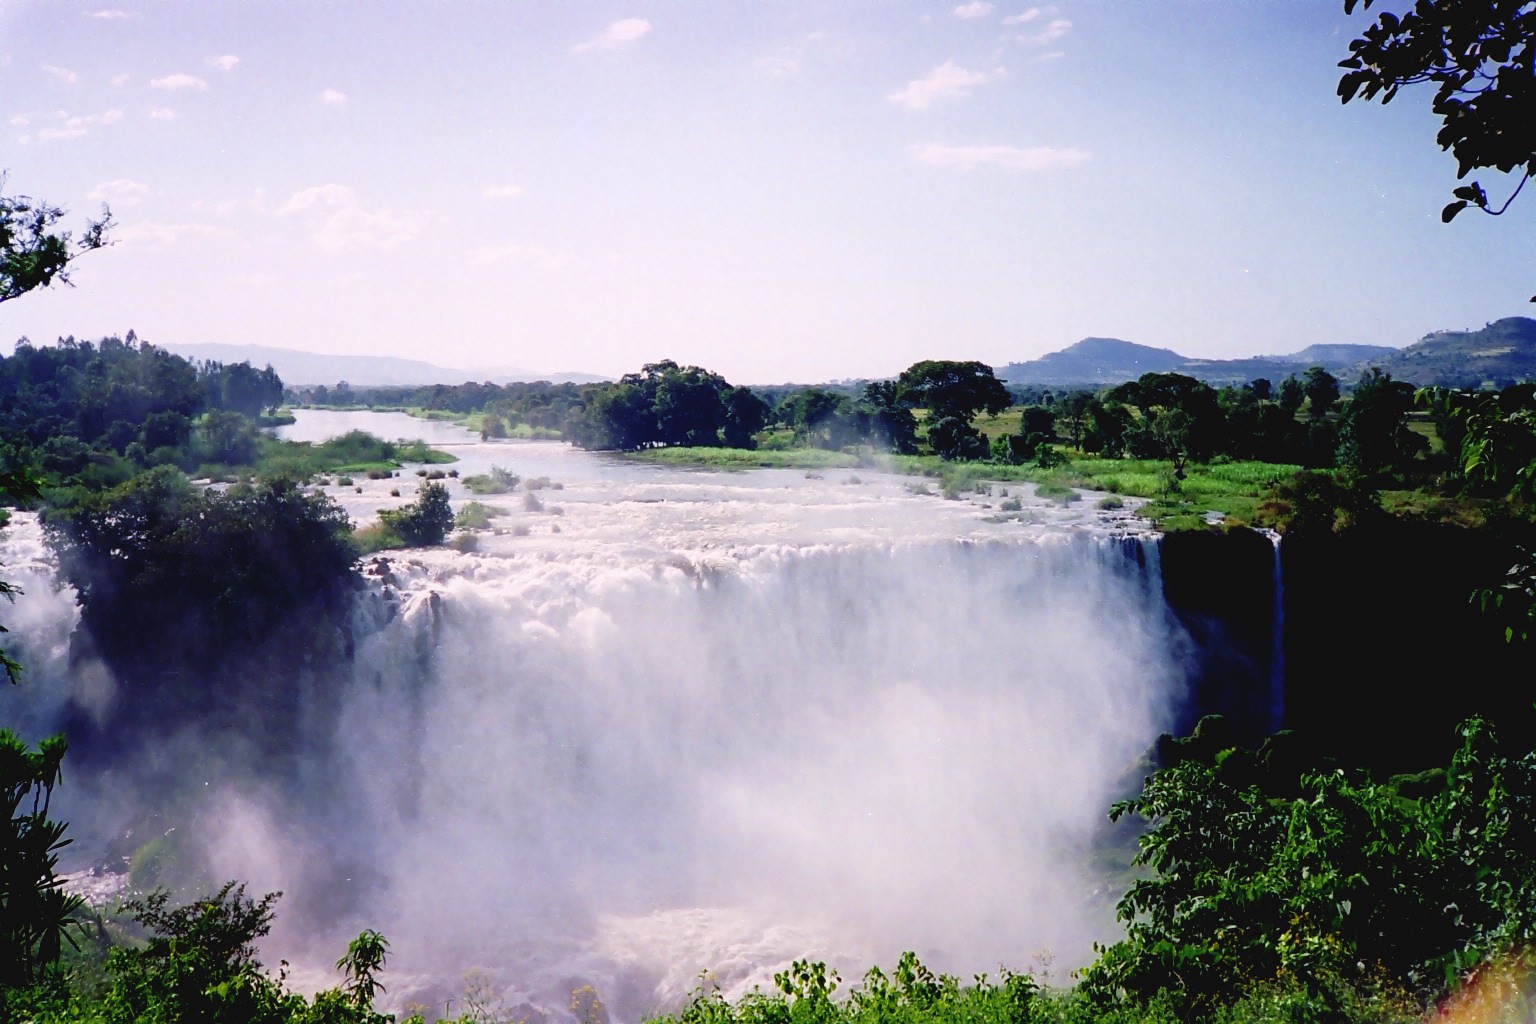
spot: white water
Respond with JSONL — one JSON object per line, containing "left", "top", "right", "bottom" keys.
{"left": 2, "top": 413, "right": 1182, "bottom": 1021}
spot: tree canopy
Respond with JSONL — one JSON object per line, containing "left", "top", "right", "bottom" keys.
{"left": 894, "top": 360, "right": 1010, "bottom": 423}
{"left": 0, "top": 175, "right": 112, "bottom": 305}
{"left": 1339, "top": 0, "right": 1536, "bottom": 295}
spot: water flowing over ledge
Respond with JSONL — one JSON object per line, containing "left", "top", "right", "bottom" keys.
{"left": 4, "top": 415, "right": 1186, "bottom": 1021}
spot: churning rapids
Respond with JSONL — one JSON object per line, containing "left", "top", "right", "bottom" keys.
{"left": 2, "top": 411, "right": 1186, "bottom": 1022}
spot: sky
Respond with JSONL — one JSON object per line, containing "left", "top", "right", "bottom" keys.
{"left": 1, "top": 1, "right": 1533, "bottom": 385}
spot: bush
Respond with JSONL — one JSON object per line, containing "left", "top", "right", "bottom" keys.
{"left": 378, "top": 482, "right": 454, "bottom": 547}
{"left": 454, "top": 501, "right": 499, "bottom": 531}
{"left": 463, "top": 464, "right": 519, "bottom": 495}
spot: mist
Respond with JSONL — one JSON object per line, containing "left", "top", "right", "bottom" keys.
{"left": 3, "top": 434, "right": 1187, "bottom": 1022}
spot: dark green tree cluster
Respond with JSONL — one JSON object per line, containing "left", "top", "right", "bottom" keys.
{"left": 0, "top": 334, "right": 283, "bottom": 488}
{"left": 568, "top": 360, "right": 770, "bottom": 450}
{"left": 1082, "top": 717, "right": 1536, "bottom": 1023}
{"left": 896, "top": 360, "right": 1011, "bottom": 461}
{"left": 378, "top": 481, "right": 454, "bottom": 546}
{"left": 0, "top": 732, "right": 81, "bottom": 992}
{"left": 776, "top": 381, "right": 919, "bottom": 454}
{"left": 304, "top": 379, "right": 587, "bottom": 435}
{"left": 43, "top": 468, "right": 361, "bottom": 752}
{"left": 4, "top": 880, "right": 396, "bottom": 1024}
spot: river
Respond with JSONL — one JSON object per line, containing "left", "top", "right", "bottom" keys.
{"left": 4, "top": 410, "right": 1180, "bottom": 1021}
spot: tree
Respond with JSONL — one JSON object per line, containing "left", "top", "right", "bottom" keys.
{"left": 1335, "top": 368, "right": 1428, "bottom": 476}
{"left": 380, "top": 481, "right": 454, "bottom": 546}
{"left": 721, "top": 385, "right": 770, "bottom": 448}
{"left": 0, "top": 731, "right": 83, "bottom": 989}
{"left": 1278, "top": 373, "right": 1305, "bottom": 415}
{"left": 895, "top": 360, "right": 1010, "bottom": 423}
{"left": 1108, "top": 372, "right": 1225, "bottom": 476}
{"left": 1339, "top": 0, "right": 1536, "bottom": 277}
{"left": 0, "top": 174, "right": 112, "bottom": 305}
{"left": 1302, "top": 366, "right": 1340, "bottom": 419}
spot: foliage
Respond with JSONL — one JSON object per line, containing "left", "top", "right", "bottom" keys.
{"left": 378, "top": 481, "right": 454, "bottom": 547}
{"left": 1255, "top": 469, "right": 1383, "bottom": 536}
{"left": 0, "top": 174, "right": 113, "bottom": 305}
{"left": 0, "top": 333, "right": 303, "bottom": 490}
{"left": 255, "top": 430, "right": 454, "bottom": 483}
{"left": 1302, "top": 366, "right": 1339, "bottom": 420}
{"left": 895, "top": 361, "right": 1010, "bottom": 424}
{"left": 570, "top": 360, "right": 770, "bottom": 451}
{"left": 76, "top": 884, "right": 394, "bottom": 1024}
{"left": 1336, "top": 369, "right": 1428, "bottom": 477}
{"left": 43, "top": 469, "right": 361, "bottom": 747}
{"left": 646, "top": 953, "right": 1035, "bottom": 1024}
{"left": 462, "top": 464, "right": 520, "bottom": 495}
{"left": 1106, "top": 374, "right": 1225, "bottom": 477}
{"left": 335, "top": 930, "right": 389, "bottom": 1011}
{"left": 1081, "top": 717, "right": 1536, "bottom": 1022}
{"left": 1339, "top": 0, "right": 1536, "bottom": 252}
{"left": 0, "top": 731, "right": 84, "bottom": 989}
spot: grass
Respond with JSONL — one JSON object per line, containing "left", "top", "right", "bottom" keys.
{"left": 619, "top": 442, "right": 1303, "bottom": 529}
{"left": 256, "top": 431, "right": 456, "bottom": 482}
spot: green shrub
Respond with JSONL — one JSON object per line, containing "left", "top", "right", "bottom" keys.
{"left": 378, "top": 482, "right": 454, "bottom": 546}
{"left": 463, "top": 465, "right": 520, "bottom": 495}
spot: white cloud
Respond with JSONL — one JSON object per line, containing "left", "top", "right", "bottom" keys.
{"left": 1019, "top": 18, "right": 1072, "bottom": 45}
{"left": 33, "top": 108, "right": 123, "bottom": 141}
{"left": 909, "top": 142, "right": 1089, "bottom": 172}
{"left": 207, "top": 55, "right": 240, "bottom": 72}
{"left": 43, "top": 65, "right": 79, "bottom": 84}
{"left": 470, "top": 244, "right": 573, "bottom": 269}
{"left": 1003, "top": 6, "right": 1051, "bottom": 25}
{"left": 10, "top": 114, "right": 29, "bottom": 126}
{"left": 89, "top": 178, "right": 150, "bottom": 206}
{"left": 482, "top": 184, "right": 526, "bottom": 200}
{"left": 148, "top": 106, "right": 177, "bottom": 119}
{"left": 754, "top": 56, "right": 800, "bottom": 78}
{"left": 572, "top": 18, "right": 652, "bottom": 54}
{"left": 888, "top": 61, "right": 1000, "bottom": 111}
{"left": 279, "top": 184, "right": 434, "bottom": 251}
{"left": 88, "top": 9, "right": 136, "bottom": 18}
{"left": 954, "top": 2, "right": 995, "bottom": 18}
{"left": 110, "top": 74, "right": 129, "bottom": 87}
{"left": 320, "top": 88, "right": 348, "bottom": 107}
{"left": 151, "top": 73, "right": 208, "bottom": 91}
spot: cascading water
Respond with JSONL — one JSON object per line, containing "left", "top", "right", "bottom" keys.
{"left": 1263, "top": 530, "right": 1285, "bottom": 732}
{"left": 1, "top": 413, "right": 1188, "bottom": 1022}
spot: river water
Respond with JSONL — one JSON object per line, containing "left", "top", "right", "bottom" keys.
{"left": 4, "top": 411, "right": 1180, "bottom": 1021}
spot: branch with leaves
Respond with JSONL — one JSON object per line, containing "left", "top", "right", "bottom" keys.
{"left": 0, "top": 173, "right": 113, "bottom": 305}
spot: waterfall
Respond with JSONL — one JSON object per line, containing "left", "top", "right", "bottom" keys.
{"left": 1262, "top": 529, "right": 1284, "bottom": 732}
{"left": 1, "top": 442, "right": 1191, "bottom": 1022}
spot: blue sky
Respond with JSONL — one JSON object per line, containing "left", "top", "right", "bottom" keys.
{"left": 2, "top": 1, "right": 1532, "bottom": 383}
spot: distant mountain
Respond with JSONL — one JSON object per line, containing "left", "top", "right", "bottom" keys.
{"left": 1285, "top": 343, "right": 1398, "bottom": 365}
{"left": 158, "top": 343, "right": 609, "bottom": 387}
{"left": 1371, "top": 317, "right": 1536, "bottom": 388}
{"left": 998, "top": 337, "right": 1188, "bottom": 384}
{"left": 999, "top": 337, "right": 1401, "bottom": 388}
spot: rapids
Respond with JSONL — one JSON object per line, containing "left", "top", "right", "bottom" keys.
{"left": 2, "top": 412, "right": 1183, "bottom": 1022}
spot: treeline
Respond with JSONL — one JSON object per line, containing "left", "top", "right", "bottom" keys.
{"left": 291, "top": 378, "right": 584, "bottom": 435}
{"left": 0, "top": 336, "right": 461, "bottom": 756}
{"left": 1, "top": 332, "right": 284, "bottom": 489}
{"left": 281, "top": 357, "right": 1529, "bottom": 514}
